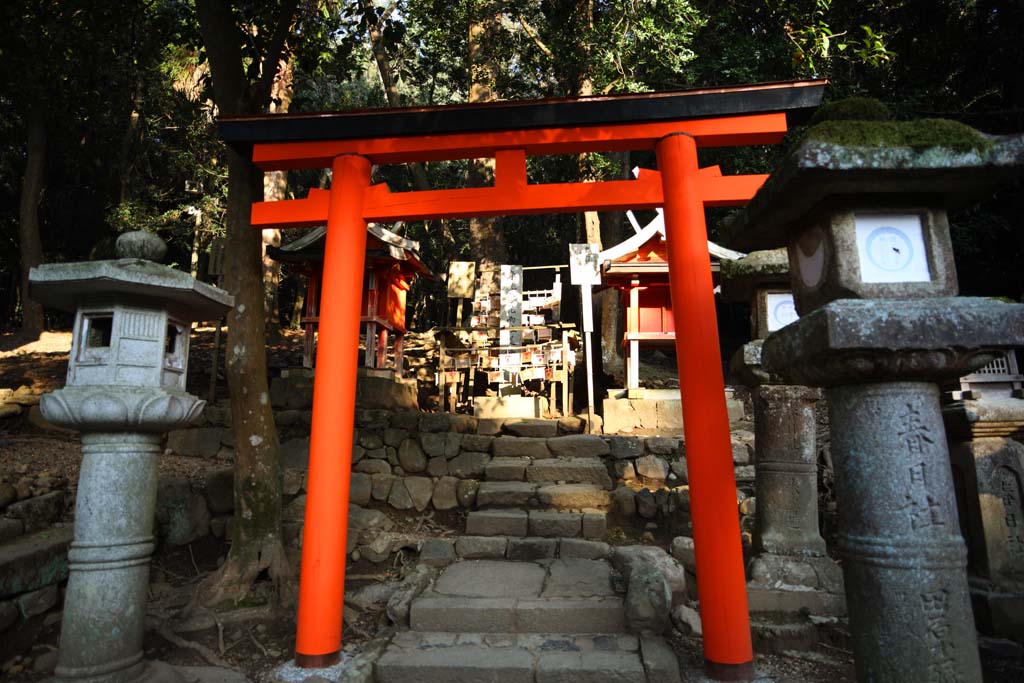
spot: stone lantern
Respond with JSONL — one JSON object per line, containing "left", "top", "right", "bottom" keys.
{"left": 720, "top": 251, "right": 844, "bottom": 624}
{"left": 721, "top": 125, "right": 1024, "bottom": 682}
{"left": 29, "top": 251, "right": 233, "bottom": 683}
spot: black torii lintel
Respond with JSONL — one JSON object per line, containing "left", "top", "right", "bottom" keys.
{"left": 218, "top": 79, "right": 827, "bottom": 152}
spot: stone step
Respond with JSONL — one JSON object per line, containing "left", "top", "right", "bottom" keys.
{"left": 526, "top": 458, "right": 612, "bottom": 488}
{"left": 490, "top": 434, "right": 612, "bottom": 460}
{"left": 377, "top": 632, "right": 681, "bottom": 683}
{"left": 409, "top": 558, "right": 626, "bottom": 633}
{"left": 0, "top": 527, "right": 73, "bottom": 599}
{"left": 411, "top": 594, "right": 626, "bottom": 633}
{"left": 476, "top": 482, "right": 611, "bottom": 510}
{"left": 465, "top": 509, "right": 607, "bottom": 539}
{"left": 485, "top": 457, "right": 612, "bottom": 488}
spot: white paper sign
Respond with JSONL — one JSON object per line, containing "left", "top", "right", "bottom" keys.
{"left": 569, "top": 244, "right": 601, "bottom": 286}
{"left": 765, "top": 292, "right": 798, "bottom": 332}
{"left": 855, "top": 214, "right": 931, "bottom": 284}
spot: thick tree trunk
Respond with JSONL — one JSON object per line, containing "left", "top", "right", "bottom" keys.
{"left": 468, "top": 8, "right": 507, "bottom": 281}
{"left": 194, "top": 0, "right": 295, "bottom": 608}
{"left": 18, "top": 114, "right": 46, "bottom": 338}
{"left": 199, "top": 149, "right": 290, "bottom": 607}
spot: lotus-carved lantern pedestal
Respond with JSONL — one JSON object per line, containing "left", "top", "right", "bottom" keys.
{"left": 30, "top": 257, "right": 232, "bottom": 683}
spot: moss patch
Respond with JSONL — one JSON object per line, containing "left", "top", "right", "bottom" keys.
{"left": 808, "top": 97, "right": 891, "bottom": 125}
{"left": 804, "top": 119, "right": 992, "bottom": 154}
{"left": 721, "top": 249, "right": 789, "bottom": 279}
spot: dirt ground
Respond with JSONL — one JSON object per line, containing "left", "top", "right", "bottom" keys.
{"left": 2, "top": 328, "right": 1023, "bottom": 682}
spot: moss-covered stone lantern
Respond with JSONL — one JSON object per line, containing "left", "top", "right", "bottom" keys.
{"left": 721, "top": 116, "right": 1024, "bottom": 683}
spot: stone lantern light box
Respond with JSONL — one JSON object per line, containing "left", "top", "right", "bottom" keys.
{"left": 30, "top": 259, "right": 233, "bottom": 393}
{"left": 790, "top": 206, "right": 955, "bottom": 313}
{"left": 719, "top": 248, "right": 799, "bottom": 340}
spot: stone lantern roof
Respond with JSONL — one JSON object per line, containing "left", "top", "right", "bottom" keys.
{"left": 719, "top": 248, "right": 790, "bottom": 303}
{"left": 29, "top": 259, "right": 234, "bottom": 322}
{"left": 720, "top": 127, "right": 1024, "bottom": 252}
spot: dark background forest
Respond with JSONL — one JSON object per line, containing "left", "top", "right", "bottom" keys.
{"left": 3, "top": 0, "right": 1023, "bottom": 336}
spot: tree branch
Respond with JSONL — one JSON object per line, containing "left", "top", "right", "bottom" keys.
{"left": 517, "top": 13, "right": 554, "bottom": 59}
{"left": 255, "top": 0, "right": 300, "bottom": 108}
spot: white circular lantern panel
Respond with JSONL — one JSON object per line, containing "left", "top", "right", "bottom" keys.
{"left": 855, "top": 214, "right": 931, "bottom": 283}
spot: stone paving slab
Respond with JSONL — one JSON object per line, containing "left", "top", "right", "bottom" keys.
{"left": 434, "top": 559, "right": 545, "bottom": 597}
{"left": 542, "top": 559, "right": 615, "bottom": 598}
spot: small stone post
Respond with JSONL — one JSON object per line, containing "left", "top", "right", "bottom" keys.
{"left": 720, "top": 127, "right": 1024, "bottom": 681}
{"left": 722, "top": 251, "right": 843, "bottom": 618}
{"left": 29, "top": 241, "right": 233, "bottom": 683}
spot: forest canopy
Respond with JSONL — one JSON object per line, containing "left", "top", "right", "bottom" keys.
{"left": 2, "top": 0, "right": 1022, "bottom": 333}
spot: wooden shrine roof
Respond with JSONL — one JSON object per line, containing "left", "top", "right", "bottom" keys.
{"left": 267, "top": 223, "right": 431, "bottom": 277}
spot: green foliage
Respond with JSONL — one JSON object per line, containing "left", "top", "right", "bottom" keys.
{"left": 768, "top": 0, "right": 894, "bottom": 75}
{"left": 2, "top": 0, "right": 1023, "bottom": 327}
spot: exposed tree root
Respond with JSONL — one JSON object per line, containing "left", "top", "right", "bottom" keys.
{"left": 189, "top": 534, "right": 294, "bottom": 613}
{"left": 156, "top": 626, "right": 238, "bottom": 671}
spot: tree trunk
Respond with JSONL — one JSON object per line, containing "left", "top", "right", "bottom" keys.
{"left": 18, "top": 113, "right": 46, "bottom": 338}
{"left": 262, "top": 58, "right": 292, "bottom": 339}
{"left": 201, "top": 148, "right": 289, "bottom": 606}
{"left": 599, "top": 151, "right": 629, "bottom": 376}
{"left": 468, "top": 7, "right": 507, "bottom": 282}
{"left": 193, "top": 0, "right": 295, "bottom": 608}
{"left": 361, "top": 0, "right": 433, "bottom": 193}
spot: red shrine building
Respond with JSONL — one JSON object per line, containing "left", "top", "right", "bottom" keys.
{"left": 269, "top": 224, "right": 430, "bottom": 372}
{"left": 599, "top": 206, "right": 744, "bottom": 396}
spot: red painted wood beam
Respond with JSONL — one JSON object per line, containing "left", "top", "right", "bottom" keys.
{"left": 250, "top": 113, "right": 788, "bottom": 170}
{"left": 251, "top": 169, "right": 766, "bottom": 227}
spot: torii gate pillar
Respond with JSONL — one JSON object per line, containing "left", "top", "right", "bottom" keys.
{"left": 295, "top": 154, "right": 371, "bottom": 667}
{"left": 658, "top": 132, "right": 754, "bottom": 675}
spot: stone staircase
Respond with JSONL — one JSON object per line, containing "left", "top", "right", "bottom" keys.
{"left": 376, "top": 558, "right": 681, "bottom": 682}
{"left": 460, "top": 434, "right": 612, "bottom": 560}
{"left": 377, "top": 429, "right": 683, "bottom": 682}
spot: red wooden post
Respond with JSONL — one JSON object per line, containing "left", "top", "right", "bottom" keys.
{"left": 294, "top": 154, "right": 371, "bottom": 667}
{"left": 656, "top": 132, "right": 754, "bottom": 676}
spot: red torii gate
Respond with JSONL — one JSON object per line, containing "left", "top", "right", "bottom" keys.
{"left": 219, "top": 79, "right": 826, "bottom": 678}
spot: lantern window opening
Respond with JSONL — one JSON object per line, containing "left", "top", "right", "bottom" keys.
{"left": 78, "top": 313, "right": 114, "bottom": 364}
{"left": 164, "top": 320, "right": 186, "bottom": 371}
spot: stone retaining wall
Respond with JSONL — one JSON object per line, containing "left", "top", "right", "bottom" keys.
{"left": 162, "top": 406, "right": 760, "bottom": 566}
